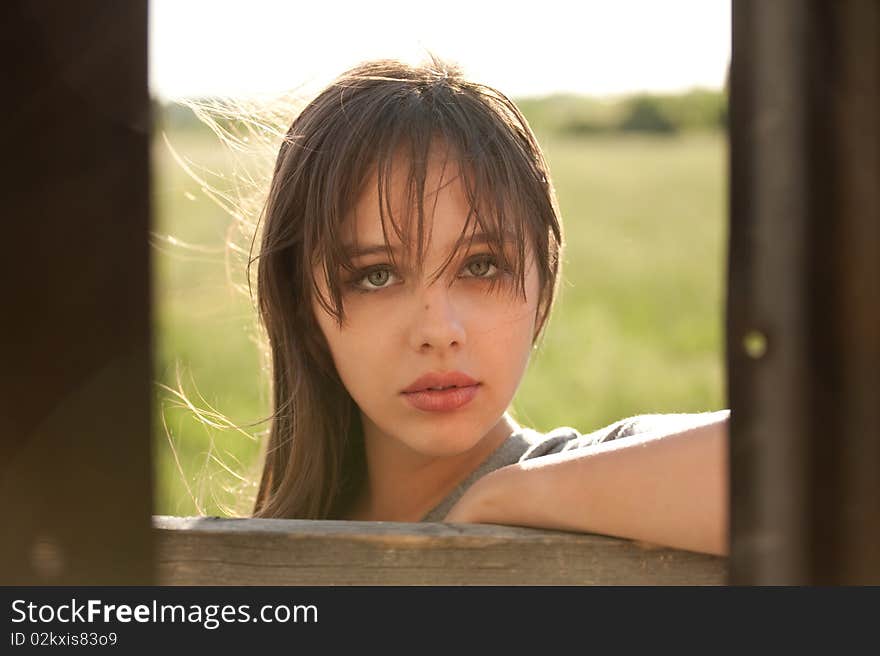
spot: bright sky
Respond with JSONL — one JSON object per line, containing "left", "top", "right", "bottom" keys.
{"left": 149, "top": 0, "right": 730, "bottom": 101}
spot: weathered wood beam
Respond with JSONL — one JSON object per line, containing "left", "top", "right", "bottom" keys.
{"left": 155, "top": 516, "right": 727, "bottom": 586}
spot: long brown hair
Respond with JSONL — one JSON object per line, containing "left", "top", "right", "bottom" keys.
{"left": 251, "top": 56, "right": 564, "bottom": 519}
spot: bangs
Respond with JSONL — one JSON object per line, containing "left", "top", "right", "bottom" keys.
{"left": 302, "top": 65, "right": 558, "bottom": 327}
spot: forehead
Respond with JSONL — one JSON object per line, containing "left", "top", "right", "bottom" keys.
{"left": 344, "top": 148, "right": 471, "bottom": 250}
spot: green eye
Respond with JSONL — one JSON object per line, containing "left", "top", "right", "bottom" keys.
{"left": 349, "top": 266, "right": 398, "bottom": 293}
{"left": 350, "top": 254, "right": 503, "bottom": 294}
{"left": 464, "top": 256, "right": 497, "bottom": 278}
{"left": 366, "top": 269, "right": 391, "bottom": 287}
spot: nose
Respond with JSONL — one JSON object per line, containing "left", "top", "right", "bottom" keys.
{"left": 408, "top": 282, "right": 467, "bottom": 353}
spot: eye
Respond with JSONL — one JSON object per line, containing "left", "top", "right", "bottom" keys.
{"left": 350, "top": 265, "right": 399, "bottom": 292}
{"left": 349, "top": 254, "right": 505, "bottom": 293}
{"left": 460, "top": 254, "right": 500, "bottom": 279}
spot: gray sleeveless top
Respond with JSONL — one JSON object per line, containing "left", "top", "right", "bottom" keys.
{"left": 419, "top": 409, "right": 730, "bottom": 522}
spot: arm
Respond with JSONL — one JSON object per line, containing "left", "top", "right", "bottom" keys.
{"left": 444, "top": 412, "right": 729, "bottom": 556}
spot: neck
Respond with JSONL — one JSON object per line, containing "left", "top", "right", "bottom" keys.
{"left": 346, "top": 413, "right": 519, "bottom": 522}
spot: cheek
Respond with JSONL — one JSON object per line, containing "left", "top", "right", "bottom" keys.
{"left": 463, "top": 288, "right": 539, "bottom": 354}
{"left": 479, "top": 270, "right": 541, "bottom": 332}
{"left": 311, "top": 295, "right": 349, "bottom": 373}
{"left": 312, "top": 296, "right": 384, "bottom": 382}
{"left": 471, "top": 296, "right": 533, "bottom": 333}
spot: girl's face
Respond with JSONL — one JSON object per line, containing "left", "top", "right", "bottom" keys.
{"left": 312, "top": 149, "right": 541, "bottom": 459}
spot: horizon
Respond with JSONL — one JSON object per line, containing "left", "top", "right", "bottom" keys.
{"left": 150, "top": 84, "right": 727, "bottom": 105}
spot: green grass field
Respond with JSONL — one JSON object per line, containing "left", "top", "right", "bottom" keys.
{"left": 151, "top": 122, "right": 727, "bottom": 517}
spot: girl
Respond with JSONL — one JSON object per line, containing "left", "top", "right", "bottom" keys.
{"left": 249, "top": 56, "right": 729, "bottom": 556}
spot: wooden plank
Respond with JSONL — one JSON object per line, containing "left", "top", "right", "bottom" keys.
{"left": 0, "top": 1, "right": 153, "bottom": 584}
{"left": 808, "top": 0, "right": 880, "bottom": 583}
{"left": 154, "top": 516, "right": 727, "bottom": 586}
{"left": 728, "top": 0, "right": 811, "bottom": 586}
{"left": 728, "top": 0, "right": 880, "bottom": 584}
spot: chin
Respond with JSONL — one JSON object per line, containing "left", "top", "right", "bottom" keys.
{"left": 407, "top": 421, "right": 491, "bottom": 457}
{"left": 410, "top": 440, "right": 483, "bottom": 459}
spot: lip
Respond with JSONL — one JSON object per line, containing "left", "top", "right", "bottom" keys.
{"left": 401, "top": 371, "right": 479, "bottom": 394}
{"left": 401, "top": 371, "right": 481, "bottom": 413}
{"left": 402, "top": 384, "right": 481, "bottom": 412}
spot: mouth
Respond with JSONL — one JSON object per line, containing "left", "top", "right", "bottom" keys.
{"left": 401, "top": 383, "right": 481, "bottom": 412}
{"left": 400, "top": 371, "right": 481, "bottom": 412}
{"left": 413, "top": 384, "right": 464, "bottom": 392}
{"left": 401, "top": 371, "right": 480, "bottom": 394}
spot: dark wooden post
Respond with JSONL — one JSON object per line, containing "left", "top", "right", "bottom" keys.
{"left": 728, "top": 0, "right": 880, "bottom": 584}
{"left": 0, "top": 1, "right": 154, "bottom": 584}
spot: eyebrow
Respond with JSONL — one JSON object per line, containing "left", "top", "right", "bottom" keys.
{"left": 343, "top": 230, "right": 515, "bottom": 259}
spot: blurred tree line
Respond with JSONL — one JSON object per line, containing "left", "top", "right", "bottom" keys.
{"left": 516, "top": 88, "right": 727, "bottom": 136}
{"left": 152, "top": 88, "right": 727, "bottom": 138}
